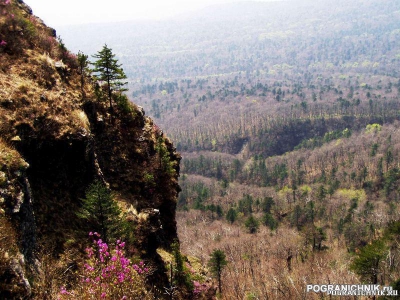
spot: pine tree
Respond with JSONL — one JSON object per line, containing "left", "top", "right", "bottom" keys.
{"left": 351, "top": 239, "right": 386, "bottom": 284}
{"left": 91, "top": 44, "right": 127, "bottom": 111}
{"left": 263, "top": 213, "right": 278, "bottom": 230}
{"left": 208, "top": 249, "right": 228, "bottom": 294}
{"left": 216, "top": 205, "right": 223, "bottom": 218}
{"left": 245, "top": 214, "right": 259, "bottom": 234}
{"left": 77, "top": 181, "right": 122, "bottom": 244}
{"left": 171, "top": 242, "right": 193, "bottom": 291}
{"left": 226, "top": 207, "right": 237, "bottom": 224}
{"left": 77, "top": 51, "right": 89, "bottom": 97}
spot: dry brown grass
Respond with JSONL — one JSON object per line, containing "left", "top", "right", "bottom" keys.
{"left": 0, "top": 50, "right": 88, "bottom": 140}
{"left": 0, "top": 139, "right": 28, "bottom": 171}
{"left": 0, "top": 5, "right": 88, "bottom": 140}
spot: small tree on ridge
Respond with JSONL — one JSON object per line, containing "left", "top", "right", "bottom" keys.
{"left": 91, "top": 44, "right": 127, "bottom": 111}
{"left": 77, "top": 50, "right": 89, "bottom": 97}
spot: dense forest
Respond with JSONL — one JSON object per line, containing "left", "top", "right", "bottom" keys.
{"left": 57, "top": 0, "right": 400, "bottom": 298}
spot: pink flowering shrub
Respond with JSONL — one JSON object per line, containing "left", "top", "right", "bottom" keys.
{"left": 0, "top": 0, "right": 10, "bottom": 7}
{"left": 41, "top": 36, "right": 57, "bottom": 54}
{"left": 0, "top": 0, "right": 37, "bottom": 54}
{"left": 59, "top": 49, "right": 78, "bottom": 69}
{"left": 58, "top": 233, "right": 151, "bottom": 299}
{"left": 193, "top": 280, "right": 208, "bottom": 295}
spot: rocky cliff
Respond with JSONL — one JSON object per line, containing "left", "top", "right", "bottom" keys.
{"left": 0, "top": 1, "right": 181, "bottom": 298}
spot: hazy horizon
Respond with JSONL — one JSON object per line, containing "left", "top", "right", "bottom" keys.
{"left": 25, "top": 0, "right": 283, "bottom": 27}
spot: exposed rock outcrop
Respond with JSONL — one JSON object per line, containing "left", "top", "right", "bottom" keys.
{"left": 0, "top": 1, "right": 181, "bottom": 298}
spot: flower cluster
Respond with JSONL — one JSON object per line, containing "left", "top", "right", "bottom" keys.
{"left": 59, "top": 286, "right": 72, "bottom": 296}
{"left": 193, "top": 280, "right": 209, "bottom": 295}
{"left": 58, "top": 233, "right": 149, "bottom": 299}
{"left": 0, "top": 0, "right": 10, "bottom": 50}
{"left": 1, "top": 0, "right": 10, "bottom": 16}
{"left": 1, "top": 0, "right": 10, "bottom": 17}
{"left": 132, "top": 261, "right": 149, "bottom": 275}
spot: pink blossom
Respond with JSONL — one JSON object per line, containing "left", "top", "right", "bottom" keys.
{"left": 70, "top": 234, "right": 149, "bottom": 298}
{"left": 118, "top": 272, "right": 125, "bottom": 282}
{"left": 84, "top": 263, "right": 94, "bottom": 272}
{"left": 60, "top": 286, "right": 69, "bottom": 295}
{"left": 85, "top": 248, "right": 94, "bottom": 258}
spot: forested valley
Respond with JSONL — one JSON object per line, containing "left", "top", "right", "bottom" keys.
{"left": 60, "top": 0, "right": 400, "bottom": 298}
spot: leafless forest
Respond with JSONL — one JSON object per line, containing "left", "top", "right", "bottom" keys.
{"left": 61, "top": 0, "right": 400, "bottom": 297}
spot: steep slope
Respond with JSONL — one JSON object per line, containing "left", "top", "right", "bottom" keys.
{"left": 0, "top": 1, "right": 181, "bottom": 298}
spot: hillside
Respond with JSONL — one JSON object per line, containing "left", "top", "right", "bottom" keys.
{"left": 0, "top": 1, "right": 191, "bottom": 299}
{"left": 3, "top": 0, "right": 400, "bottom": 298}
{"left": 58, "top": 0, "right": 400, "bottom": 155}
{"left": 55, "top": 0, "right": 400, "bottom": 298}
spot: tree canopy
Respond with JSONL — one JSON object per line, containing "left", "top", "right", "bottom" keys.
{"left": 351, "top": 239, "right": 386, "bottom": 284}
{"left": 91, "top": 44, "right": 127, "bottom": 111}
{"left": 245, "top": 215, "right": 259, "bottom": 234}
{"left": 77, "top": 181, "right": 123, "bottom": 244}
{"left": 77, "top": 51, "right": 89, "bottom": 96}
{"left": 208, "top": 249, "right": 228, "bottom": 294}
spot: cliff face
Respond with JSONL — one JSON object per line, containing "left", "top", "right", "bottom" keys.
{"left": 0, "top": 1, "right": 180, "bottom": 298}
